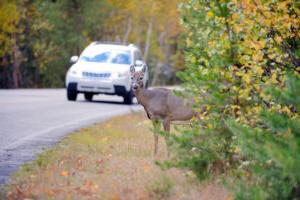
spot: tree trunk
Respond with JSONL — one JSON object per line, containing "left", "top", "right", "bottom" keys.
{"left": 123, "top": 18, "right": 132, "bottom": 44}
{"left": 151, "top": 61, "right": 163, "bottom": 86}
{"left": 151, "top": 32, "right": 166, "bottom": 86}
{"left": 12, "top": 32, "right": 21, "bottom": 88}
{"left": 72, "top": 0, "right": 82, "bottom": 55}
{"left": 143, "top": 17, "right": 153, "bottom": 61}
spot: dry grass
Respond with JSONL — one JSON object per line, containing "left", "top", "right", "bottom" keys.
{"left": 2, "top": 112, "right": 229, "bottom": 200}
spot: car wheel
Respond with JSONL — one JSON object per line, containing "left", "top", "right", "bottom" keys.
{"left": 84, "top": 93, "right": 93, "bottom": 101}
{"left": 123, "top": 90, "right": 133, "bottom": 105}
{"left": 67, "top": 89, "right": 77, "bottom": 101}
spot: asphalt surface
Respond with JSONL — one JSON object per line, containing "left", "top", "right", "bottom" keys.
{"left": 0, "top": 89, "right": 142, "bottom": 184}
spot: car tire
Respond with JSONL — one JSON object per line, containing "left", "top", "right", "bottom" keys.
{"left": 84, "top": 93, "right": 93, "bottom": 101}
{"left": 123, "top": 90, "right": 133, "bottom": 105}
{"left": 67, "top": 89, "right": 77, "bottom": 101}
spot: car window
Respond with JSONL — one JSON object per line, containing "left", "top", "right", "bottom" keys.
{"left": 80, "top": 49, "right": 131, "bottom": 65}
{"left": 81, "top": 52, "right": 110, "bottom": 63}
{"left": 111, "top": 52, "right": 130, "bottom": 64}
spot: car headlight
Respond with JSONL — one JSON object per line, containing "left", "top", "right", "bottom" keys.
{"left": 68, "top": 70, "right": 78, "bottom": 76}
{"left": 71, "top": 70, "right": 77, "bottom": 75}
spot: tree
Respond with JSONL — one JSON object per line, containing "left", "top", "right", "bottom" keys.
{"left": 168, "top": 0, "right": 300, "bottom": 198}
{"left": 0, "top": 0, "right": 21, "bottom": 88}
{"left": 106, "top": 0, "right": 184, "bottom": 86}
{"left": 0, "top": 0, "right": 185, "bottom": 88}
{"left": 226, "top": 73, "right": 300, "bottom": 199}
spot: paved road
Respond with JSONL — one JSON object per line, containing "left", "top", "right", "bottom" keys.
{"left": 0, "top": 89, "right": 142, "bottom": 184}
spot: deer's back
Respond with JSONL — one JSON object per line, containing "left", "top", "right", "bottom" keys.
{"left": 145, "top": 88, "right": 195, "bottom": 121}
{"left": 166, "top": 91, "right": 195, "bottom": 121}
{"left": 145, "top": 88, "right": 169, "bottom": 119}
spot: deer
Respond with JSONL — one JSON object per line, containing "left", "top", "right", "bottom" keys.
{"left": 130, "top": 65, "right": 197, "bottom": 156}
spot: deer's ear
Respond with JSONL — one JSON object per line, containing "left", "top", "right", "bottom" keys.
{"left": 142, "top": 65, "right": 146, "bottom": 73}
{"left": 130, "top": 65, "right": 135, "bottom": 74}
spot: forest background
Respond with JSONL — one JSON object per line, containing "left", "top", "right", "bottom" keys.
{"left": 0, "top": 0, "right": 183, "bottom": 88}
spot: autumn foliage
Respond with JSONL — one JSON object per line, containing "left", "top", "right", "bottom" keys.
{"left": 167, "top": 0, "right": 300, "bottom": 199}
{"left": 0, "top": 0, "right": 183, "bottom": 88}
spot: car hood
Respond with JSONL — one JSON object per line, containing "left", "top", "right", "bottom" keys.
{"left": 71, "top": 62, "right": 130, "bottom": 73}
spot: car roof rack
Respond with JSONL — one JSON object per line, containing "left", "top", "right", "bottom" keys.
{"left": 91, "top": 41, "right": 127, "bottom": 45}
{"left": 90, "top": 41, "right": 138, "bottom": 48}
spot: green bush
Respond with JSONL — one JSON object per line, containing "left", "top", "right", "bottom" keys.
{"left": 226, "top": 73, "right": 300, "bottom": 199}
{"left": 164, "top": 0, "right": 300, "bottom": 199}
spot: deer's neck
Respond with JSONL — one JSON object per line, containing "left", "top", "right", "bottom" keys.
{"left": 134, "top": 88, "right": 151, "bottom": 107}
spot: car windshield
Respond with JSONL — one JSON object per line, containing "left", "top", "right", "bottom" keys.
{"left": 80, "top": 49, "right": 131, "bottom": 65}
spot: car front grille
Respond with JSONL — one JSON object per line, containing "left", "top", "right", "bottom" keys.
{"left": 82, "top": 72, "right": 111, "bottom": 79}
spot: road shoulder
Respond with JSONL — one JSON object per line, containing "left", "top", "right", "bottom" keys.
{"left": 1, "top": 113, "right": 228, "bottom": 199}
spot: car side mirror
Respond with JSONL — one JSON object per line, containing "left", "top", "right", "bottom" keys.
{"left": 135, "top": 60, "right": 143, "bottom": 67}
{"left": 70, "top": 56, "right": 79, "bottom": 64}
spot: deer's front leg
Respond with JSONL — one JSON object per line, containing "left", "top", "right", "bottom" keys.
{"left": 152, "top": 119, "right": 161, "bottom": 155}
{"left": 163, "top": 118, "right": 171, "bottom": 157}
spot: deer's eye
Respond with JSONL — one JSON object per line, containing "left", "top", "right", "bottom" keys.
{"left": 131, "top": 77, "right": 133, "bottom": 80}
{"left": 140, "top": 77, "right": 143, "bottom": 80}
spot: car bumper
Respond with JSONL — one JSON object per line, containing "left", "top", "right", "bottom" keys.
{"left": 77, "top": 79, "right": 115, "bottom": 93}
{"left": 66, "top": 75, "right": 131, "bottom": 95}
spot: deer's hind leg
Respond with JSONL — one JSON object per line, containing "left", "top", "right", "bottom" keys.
{"left": 163, "top": 118, "right": 171, "bottom": 157}
{"left": 152, "top": 119, "right": 161, "bottom": 155}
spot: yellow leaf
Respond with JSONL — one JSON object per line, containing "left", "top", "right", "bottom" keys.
{"left": 252, "top": 53, "right": 263, "bottom": 62}
{"left": 268, "top": 54, "right": 276, "bottom": 59}
{"left": 207, "top": 123, "right": 213, "bottom": 129}
{"left": 231, "top": 13, "right": 239, "bottom": 21}
{"left": 275, "top": 36, "right": 283, "bottom": 43}
{"left": 254, "top": 66, "right": 264, "bottom": 76}
{"left": 270, "top": 73, "right": 278, "bottom": 84}
{"left": 234, "top": 147, "right": 241, "bottom": 153}
{"left": 281, "top": 106, "right": 291, "bottom": 114}
{"left": 235, "top": 71, "right": 244, "bottom": 77}
{"left": 253, "top": 106, "right": 262, "bottom": 114}
{"left": 242, "top": 73, "right": 252, "bottom": 84}
{"left": 258, "top": 40, "right": 266, "bottom": 49}
{"left": 207, "top": 11, "right": 213, "bottom": 18}
{"left": 239, "top": 88, "right": 250, "bottom": 99}
{"left": 253, "top": 84, "right": 262, "bottom": 93}
{"left": 264, "top": 19, "right": 272, "bottom": 26}
{"left": 186, "top": 37, "right": 192, "bottom": 47}
{"left": 190, "top": 56, "right": 197, "bottom": 64}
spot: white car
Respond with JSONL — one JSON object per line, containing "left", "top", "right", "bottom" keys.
{"left": 65, "top": 42, "right": 149, "bottom": 104}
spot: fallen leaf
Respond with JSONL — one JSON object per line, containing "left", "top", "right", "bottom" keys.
{"left": 107, "top": 154, "right": 113, "bottom": 158}
{"left": 143, "top": 164, "right": 151, "bottom": 173}
{"left": 101, "top": 137, "right": 108, "bottom": 142}
{"left": 60, "top": 171, "right": 70, "bottom": 177}
{"left": 111, "top": 193, "right": 121, "bottom": 200}
{"left": 96, "top": 159, "right": 104, "bottom": 165}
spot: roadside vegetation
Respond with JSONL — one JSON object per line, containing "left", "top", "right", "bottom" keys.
{"left": 0, "top": 113, "right": 228, "bottom": 199}
{"left": 163, "top": 0, "right": 300, "bottom": 199}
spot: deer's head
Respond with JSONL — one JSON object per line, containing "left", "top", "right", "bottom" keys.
{"left": 130, "top": 65, "right": 146, "bottom": 92}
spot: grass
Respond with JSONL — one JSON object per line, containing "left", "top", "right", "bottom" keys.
{"left": 146, "top": 175, "right": 174, "bottom": 200}
{"left": 1, "top": 112, "right": 228, "bottom": 200}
